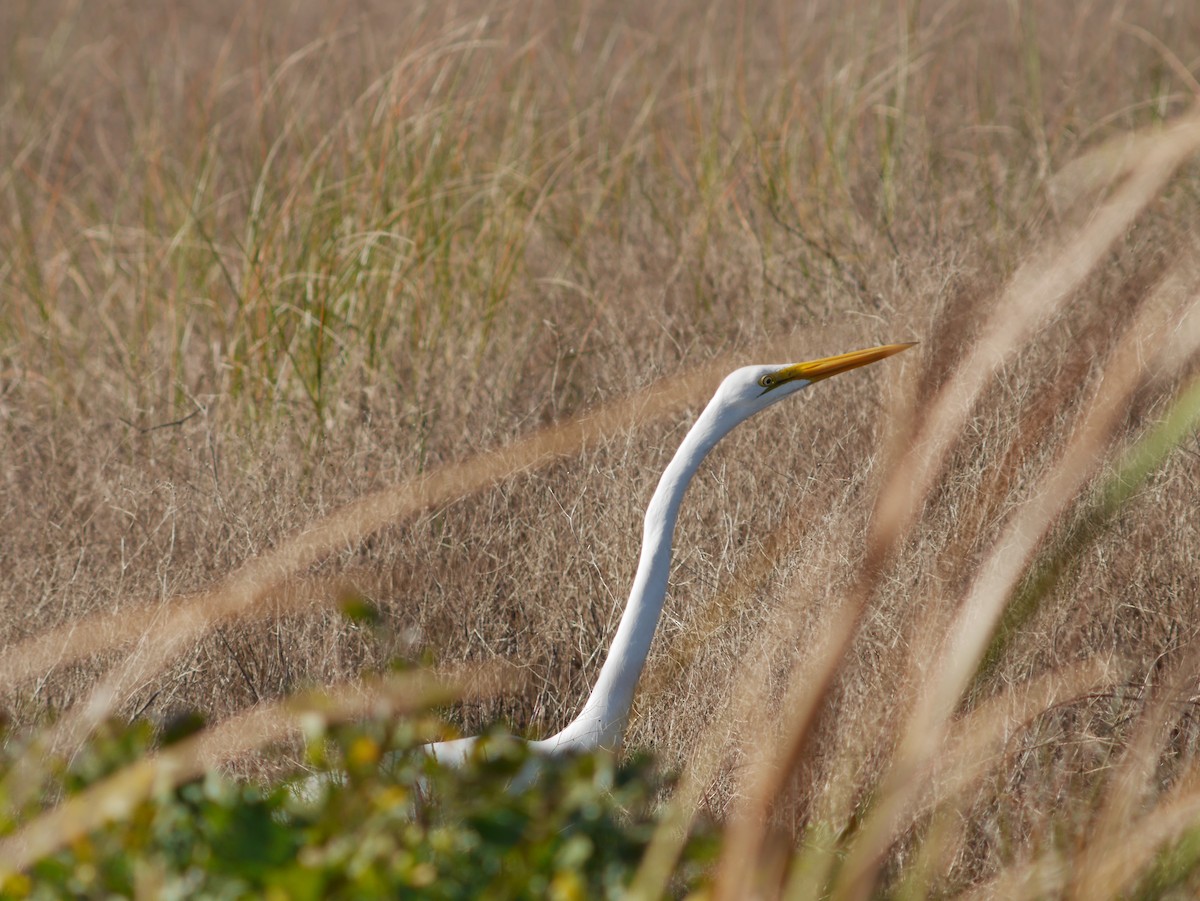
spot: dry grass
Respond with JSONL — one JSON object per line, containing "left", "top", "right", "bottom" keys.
{"left": 5, "top": 0, "right": 1200, "bottom": 895}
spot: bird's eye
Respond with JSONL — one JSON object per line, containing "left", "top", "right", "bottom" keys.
{"left": 758, "top": 374, "right": 775, "bottom": 389}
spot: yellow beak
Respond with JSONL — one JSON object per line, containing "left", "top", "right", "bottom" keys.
{"left": 775, "top": 342, "right": 916, "bottom": 385}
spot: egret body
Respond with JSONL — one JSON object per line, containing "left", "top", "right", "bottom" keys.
{"left": 427, "top": 342, "right": 914, "bottom": 766}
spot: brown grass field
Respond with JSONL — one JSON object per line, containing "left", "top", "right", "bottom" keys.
{"left": 5, "top": 0, "right": 1200, "bottom": 895}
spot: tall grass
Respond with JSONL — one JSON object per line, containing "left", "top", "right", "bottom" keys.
{"left": 4, "top": 0, "right": 1200, "bottom": 895}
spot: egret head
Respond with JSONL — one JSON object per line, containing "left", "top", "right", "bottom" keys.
{"left": 716, "top": 342, "right": 916, "bottom": 418}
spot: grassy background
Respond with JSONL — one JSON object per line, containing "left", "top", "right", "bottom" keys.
{"left": 5, "top": 0, "right": 1200, "bottom": 894}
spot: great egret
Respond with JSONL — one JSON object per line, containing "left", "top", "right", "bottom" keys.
{"left": 427, "top": 342, "right": 914, "bottom": 766}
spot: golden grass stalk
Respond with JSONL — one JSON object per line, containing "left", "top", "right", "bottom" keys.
{"left": 712, "top": 597, "right": 873, "bottom": 899}
{"left": 870, "top": 104, "right": 1200, "bottom": 561}
{"left": 710, "top": 106, "right": 1200, "bottom": 900}
{"left": 968, "top": 755, "right": 1200, "bottom": 901}
{"left": 773, "top": 661, "right": 1122, "bottom": 901}
{"left": 950, "top": 364, "right": 1200, "bottom": 901}
{"left": 833, "top": 279, "right": 1200, "bottom": 901}
{"left": 886, "top": 658, "right": 1124, "bottom": 899}
{"left": 1069, "top": 646, "right": 1200, "bottom": 899}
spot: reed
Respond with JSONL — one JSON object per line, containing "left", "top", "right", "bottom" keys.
{"left": 5, "top": 0, "right": 1200, "bottom": 895}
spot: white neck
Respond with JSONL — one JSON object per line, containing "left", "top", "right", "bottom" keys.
{"left": 535, "top": 397, "right": 737, "bottom": 753}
